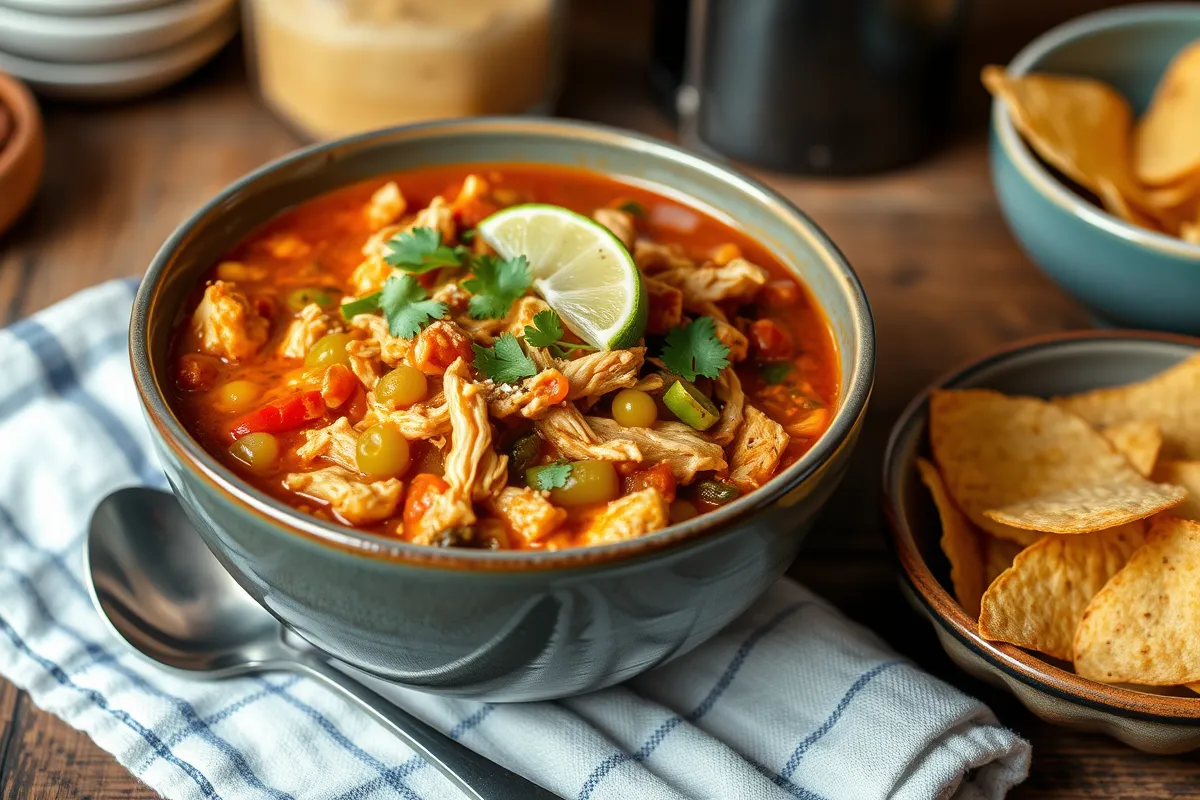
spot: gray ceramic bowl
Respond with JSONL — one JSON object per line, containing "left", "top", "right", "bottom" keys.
{"left": 990, "top": 5, "right": 1200, "bottom": 335}
{"left": 885, "top": 331, "right": 1200, "bottom": 754}
{"left": 130, "top": 118, "right": 875, "bottom": 702}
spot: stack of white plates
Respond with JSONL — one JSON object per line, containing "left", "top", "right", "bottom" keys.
{"left": 0, "top": 0, "right": 237, "bottom": 100}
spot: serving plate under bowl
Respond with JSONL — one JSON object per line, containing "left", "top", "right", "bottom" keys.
{"left": 885, "top": 331, "right": 1200, "bottom": 754}
{"left": 131, "top": 117, "right": 875, "bottom": 701}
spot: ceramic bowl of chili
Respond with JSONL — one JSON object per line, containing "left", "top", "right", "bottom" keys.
{"left": 0, "top": 70, "right": 42, "bottom": 237}
{"left": 130, "top": 118, "right": 875, "bottom": 701}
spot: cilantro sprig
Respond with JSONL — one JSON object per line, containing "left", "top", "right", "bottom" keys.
{"left": 472, "top": 333, "right": 537, "bottom": 384}
{"left": 384, "top": 228, "right": 466, "bottom": 274}
{"left": 529, "top": 460, "right": 573, "bottom": 491}
{"left": 660, "top": 316, "right": 730, "bottom": 381}
{"left": 759, "top": 362, "right": 792, "bottom": 385}
{"left": 523, "top": 310, "right": 598, "bottom": 358}
{"left": 462, "top": 255, "right": 532, "bottom": 320}
{"left": 339, "top": 274, "right": 447, "bottom": 339}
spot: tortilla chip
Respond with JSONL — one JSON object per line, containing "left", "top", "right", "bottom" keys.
{"left": 982, "top": 67, "right": 1136, "bottom": 198}
{"left": 983, "top": 535, "right": 1026, "bottom": 587}
{"left": 1101, "top": 419, "right": 1163, "bottom": 477}
{"left": 1054, "top": 354, "right": 1200, "bottom": 459}
{"left": 930, "top": 389, "right": 1163, "bottom": 539}
{"left": 978, "top": 522, "right": 1145, "bottom": 660}
{"left": 1183, "top": 221, "right": 1200, "bottom": 244}
{"left": 1095, "top": 176, "right": 1163, "bottom": 232}
{"left": 1074, "top": 517, "right": 1200, "bottom": 684}
{"left": 984, "top": 480, "right": 1185, "bottom": 533}
{"left": 1134, "top": 41, "right": 1200, "bottom": 185}
{"left": 917, "top": 458, "right": 985, "bottom": 617}
{"left": 1152, "top": 460, "right": 1200, "bottom": 520}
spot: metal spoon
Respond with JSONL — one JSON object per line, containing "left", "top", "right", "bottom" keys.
{"left": 85, "top": 486, "right": 558, "bottom": 800}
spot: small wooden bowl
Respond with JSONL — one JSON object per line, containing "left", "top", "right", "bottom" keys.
{"left": 0, "top": 70, "right": 44, "bottom": 236}
{"left": 884, "top": 331, "right": 1200, "bottom": 754}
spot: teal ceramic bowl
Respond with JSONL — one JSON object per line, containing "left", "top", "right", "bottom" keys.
{"left": 130, "top": 118, "right": 875, "bottom": 701}
{"left": 990, "top": 4, "right": 1200, "bottom": 335}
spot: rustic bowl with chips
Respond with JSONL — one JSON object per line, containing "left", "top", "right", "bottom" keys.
{"left": 990, "top": 5, "right": 1200, "bottom": 336}
{"left": 885, "top": 331, "right": 1200, "bottom": 754}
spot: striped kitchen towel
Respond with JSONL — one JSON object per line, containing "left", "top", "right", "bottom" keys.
{"left": 0, "top": 279, "right": 1030, "bottom": 800}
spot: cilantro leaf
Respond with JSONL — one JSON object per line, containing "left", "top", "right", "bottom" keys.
{"left": 462, "top": 255, "right": 532, "bottom": 319}
{"left": 759, "top": 362, "right": 792, "bottom": 385}
{"left": 384, "top": 227, "right": 465, "bottom": 273}
{"left": 523, "top": 309, "right": 598, "bottom": 357}
{"left": 530, "top": 460, "right": 572, "bottom": 491}
{"left": 618, "top": 200, "right": 646, "bottom": 217}
{"left": 340, "top": 292, "right": 381, "bottom": 320}
{"left": 460, "top": 229, "right": 476, "bottom": 243}
{"left": 660, "top": 316, "right": 730, "bottom": 381}
{"left": 472, "top": 332, "right": 537, "bottom": 384}
{"left": 379, "top": 274, "right": 447, "bottom": 338}
{"left": 523, "top": 309, "right": 564, "bottom": 348}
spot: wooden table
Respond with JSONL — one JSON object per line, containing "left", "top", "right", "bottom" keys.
{"left": 3, "top": 2, "right": 1200, "bottom": 797}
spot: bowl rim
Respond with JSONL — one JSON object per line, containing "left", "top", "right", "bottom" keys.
{"left": 884, "top": 328, "right": 1200, "bottom": 722}
{"left": 992, "top": 3, "right": 1200, "bottom": 261}
{"left": 131, "top": 116, "right": 876, "bottom": 572}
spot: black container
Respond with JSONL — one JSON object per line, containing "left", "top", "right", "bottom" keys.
{"left": 659, "top": 0, "right": 968, "bottom": 175}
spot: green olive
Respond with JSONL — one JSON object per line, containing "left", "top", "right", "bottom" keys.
{"left": 215, "top": 379, "right": 261, "bottom": 413}
{"left": 228, "top": 432, "right": 279, "bottom": 474}
{"left": 375, "top": 364, "right": 428, "bottom": 408}
{"left": 670, "top": 499, "right": 699, "bottom": 523}
{"left": 545, "top": 460, "right": 619, "bottom": 508}
{"left": 305, "top": 332, "right": 355, "bottom": 369}
{"left": 356, "top": 424, "right": 410, "bottom": 478}
{"left": 287, "top": 287, "right": 335, "bottom": 311}
{"left": 611, "top": 389, "right": 658, "bottom": 428}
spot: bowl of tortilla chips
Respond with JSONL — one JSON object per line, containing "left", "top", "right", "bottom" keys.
{"left": 988, "top": 5, "right": 1200, "bottom": 336}
{"left": 885, "top": 331, "right": 1200, "bottom": 754}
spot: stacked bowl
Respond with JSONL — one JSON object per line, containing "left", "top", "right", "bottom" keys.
{"left": 0, "top": 0, "right": 237, "bottom": 100}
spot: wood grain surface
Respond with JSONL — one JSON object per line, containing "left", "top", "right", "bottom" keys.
{"left": 3, "top": 0, "right": 1199, "bottom": 797}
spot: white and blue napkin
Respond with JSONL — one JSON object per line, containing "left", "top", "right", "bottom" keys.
{"left": 0, "top": 280, "right": 1030, "bottom": 800}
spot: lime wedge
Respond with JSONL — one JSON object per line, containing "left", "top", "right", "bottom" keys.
{"left": 476, "top": 204, "right": 646, "bottom": 350}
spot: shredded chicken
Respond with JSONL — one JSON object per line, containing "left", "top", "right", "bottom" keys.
{"left": 351, "top": 197, "right": 457, "bottom": 295}
{"left": 432, "top": 281, "right": 473, "bottom": 313}
{"left": 364, "top": 391, "right": 451, "bottom": 439}
{"left": 409, "top": 196, "right": 456, "bottom": 243}
{"left": 453, "top": 174, "right": 489, "bottom": 208}
{"left": 715, "top": 318, "right": 749, "bottom": 363}
{"left": 487, "top": 369, "right": 568, "bottom": 419}
{"left": 579, "top": 489, "right": 669, "bottom": 547}
{"left": 655, "top": 258, "right": 769, "bottom": 310}
{"left": 593, "top": 208, "right": 636, "bottom": 250}
{"left": 364, "top": 181, "right": 406, "bottom": 231}
{"left": 633, "top": 241, "right": 694, "bottom": 273}
{"left": 284, "top": 467, "right": 402, "bottom": 525}
{"left": 278, "top": 303, "right": 342, "bottom": 360}
{"left": 560, "top": 347, "right": 645, "bottom": 401}
{"left": 710, "top": 367, "right": 745, "bottom": 446}
{"left": 347, "top": 313, "right": 414, "bottom": 366}
{"left": 455, "top": 315, "right": 506, "bottom": 346}
{"left": 729, "top": 405, "right": 789, "bottom": 491}
{"left": 631, "top": 373, "right": 669, "bottom": 394}
{"left": 586, "top": 418, "right": 726, "bottom": 483}
{"left": 348, "top": 253, "right": 393, "bottom": 296}
{"left": 488, "top": 486, "right": 567, "bottom": 545}
{"left": 215, "top": 261, "right": 268, "bottom": 282}
{"left": 190, "top": 281, "right": 269, "bottom": 361}
{"left": 504, "top": 296, "right": 552, "bottom": 337}
{"left": 345, "top": 340, "right": 382, "bottom": 390}
{"left": 643, "top": 275, "right": 684, "bottom": 335}
{"left": 443, "top": 359, "right": 508, "bottom": 503}
{"left": 296, "top": 417, "right": 359, "bottom": 471}
{"left": 535, "top": 406, "right": 642, "bottom": 462}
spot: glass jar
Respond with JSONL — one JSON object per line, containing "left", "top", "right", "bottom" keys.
{"left": 243, "top": 0, "right": 565, "bottom": 140}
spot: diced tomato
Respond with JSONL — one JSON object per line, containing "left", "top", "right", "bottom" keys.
{"left": 320, "top": 364, "right": 359, "bottom": 409}
{"left": 622, "top": 462, "right": 677, "bottom": 503}
{"left": 404, "top": 473, "right": 451, "bottom": 535}
{"left": 176, "top": 353, "right": 219, "bottom": 392}
{"left": 748, "top": 319, "right": 794, "bottom": 361}
{"left": 230, "top": 390, "right": 324, "bottom": 438}
{"left": 415, "top": 324, "right": 473, "bottom": 375}
{"left": 757, "top": 280, "right": 799, "bottom": 308}
{"left": 534, "top": 372, "right": 570, "bottom": 407}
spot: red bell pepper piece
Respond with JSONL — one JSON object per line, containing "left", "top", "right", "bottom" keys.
{"left": 230, "top": 391, "right": 324, "bottom": 438}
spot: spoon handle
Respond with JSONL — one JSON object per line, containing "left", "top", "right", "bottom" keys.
{"left": 295, "top": 656, "right": 560, "bottom": 800}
